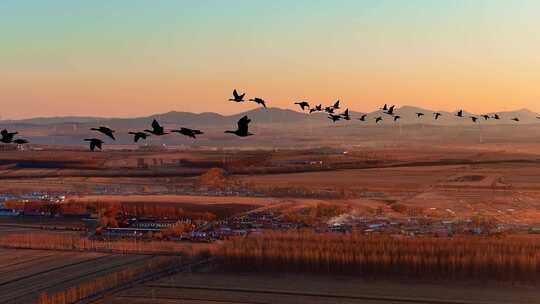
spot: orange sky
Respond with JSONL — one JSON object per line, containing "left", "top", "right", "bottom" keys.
{"left": 2, "top": 1, "right": 540, "bottom": 119}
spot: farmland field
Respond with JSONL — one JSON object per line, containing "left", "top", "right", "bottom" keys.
{"left": 106, "top": 271, "right": 540, "bottom": 304}
{"left": 0, "top": 248, "right": 155, "bottom": 304}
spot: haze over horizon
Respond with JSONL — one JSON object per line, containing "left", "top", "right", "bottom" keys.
{"left": 2, "top": 0, "right": 540, "bottom": 119}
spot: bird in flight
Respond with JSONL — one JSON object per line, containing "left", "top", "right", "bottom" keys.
{"left": 229, "top": 89, "right": 245, "bottom": 102}
{"left": 91, "top": 126, "right": 115, "bottom": 140}
{"left": 332, "top": 100, "right": 340, "bottom": 109}
{"left": 456, "top": 110, "right": 464, "bottom": 118}
{"left": 381, "top": 104, "right": 388, "bottom": 111}
{"left": 470, "top": 116, "right": 478, "bottom": 123}
{"left": 493, "top": 114, "right": 501, "bottom": 120}
{"left": 84, "top": 138, "right": 104, "bottom": 151}
{"left": 0, "top": 129, "right": 17, "bottom": 144}
{"left": 434, "top": 112, "right": 442, "bottom": 120}
{"left": 309, "top": 104, "right": 322, "bottom": 113}
{"left": 416, "top": 112, "right": 425, "bottom": 118}
{"left": 375, "top": 116, "right": 383, "bottom": 124}
{"left": 225, "top": 116, "right": 253, "bottom": 137}
{"left": 385, "top": 105, "right": 396, "bottom": 116}
{"left": 128, "top": 132, "right": 149, "bottom": 143}
{"left": 482, "top": 114, "right": 490, "bottom": 120}
{"left": 393, "top": 115, "right": 401, "bottom": 122}
{"left": 295, "top": 101, "right": 310, "bottom": 111}
{"left": 13, "top": 139, "right": 28, "bottom": 145}
{"left": 341, "top": 109, "right": 350, "bottom": 120}
{"left": 358, "top": 114, "right": 367, "bottom": 121}
{"left": 324, "top": 106, "right": 335, "bottom": 114}
{"left": 249, "top": 97, "right": 267, "bottom": 108}
{"left": 328, "top": 114, "right": 342, "bottom": 123}
{"left": 172, "top": 127, "right": 204, "bottom": 139}
{"left": 511, "top": 117, "right": 520, "bottom": 122}
{"left": 145, "top": 119, "right": 168, "bottom": 136}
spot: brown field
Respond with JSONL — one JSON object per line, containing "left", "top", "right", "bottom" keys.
{"left": 2, "top": 144, "right": 540, "bottom": 223}
{"left": 239, "top": 162, "right": 540, "bottom": 223}
{"left": 106, "top": 271, "right": 540, "bottom": 304}
{"left": 0, "top": 248, "right": 158, "bottom": 304}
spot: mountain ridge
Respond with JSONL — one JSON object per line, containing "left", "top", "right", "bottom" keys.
{"left": 1, "top": 106, "right": 539, "bottom": 129}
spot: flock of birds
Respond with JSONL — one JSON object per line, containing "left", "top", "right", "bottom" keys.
{"left": 1, "top": 89, "right": 540, "bottom": 151}
{"left": 293, "top": 101, "right": 529, "bottom": 124}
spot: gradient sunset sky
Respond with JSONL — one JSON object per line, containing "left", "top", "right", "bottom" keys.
{"left": 2, "top": 1, "right": 540, "bottom": 119}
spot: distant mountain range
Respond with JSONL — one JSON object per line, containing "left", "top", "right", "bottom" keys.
{"left": 1, "top": 106, "right": 540, "bottom": 146}
{"left": 2, "top": 106, "right": 539, "bottom": 126}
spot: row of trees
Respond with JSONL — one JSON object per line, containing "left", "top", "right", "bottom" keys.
{"left": 0, "top": 233, "right": 216, "bottom": 255}
{"left": 37, "top": 256, "right": 180, "bottom": 304}
{"left": 220, "top": 231, "right": 540, "bottom": 282}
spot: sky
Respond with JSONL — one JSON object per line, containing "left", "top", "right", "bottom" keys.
{"left": 1, "top": 0, "right": 540, "bottom": 119}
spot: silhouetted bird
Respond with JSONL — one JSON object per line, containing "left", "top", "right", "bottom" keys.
{"left": 470, "top": 116, "right": 478, "bottom": 123}
{"left": 13, "top": 139, "right": 28, "bottom": 145}
{"left": 172, "top": 127, "right": 204, "bottom": 139}
{"left": 91, "top": 126, "right": 115, "bottom": 140}
{"left": 385, "top": 105, "right": 395, "bottom": 115}
{"left": 482, "top": 114, "right": 490, "bottom": 120}
{"left": 493, "top": 114, "right": 501, "bottom": 120}
{"left": 144, "top": 119, "right": 168, "bottom": 136}
{"left": 434, "top": 112, "right": 442, "bottom": 120}
{"left": 328, "top": 114, "right": 341, "bottom": 123}
{"left": 341, "top": 109, "right": 350, "bottom": 120}
{"left": 128, "top": 132, "right": 149, "bottom": 143}
{"left": 393, "top": 115, "right": 401, "bottom": 122}
{"left": 249, "top": 97, "right": 266, "bottom": 108}
{"left": 295, "top": 101, "right": 310, "bottom": 111}
{"left": 375, "top": 116, "right": 383, "bottom": 124}
{"left": 229, "top": 89, "right": 245, "bottom": 102}
{"left": 0, "top": 129, "right": 17, "bottom": 144}
{"left": 511, "top": 117, "right": 520, "bottom": 122}
{"left": 416, "top": 112, "right": 425, "bottom": 118}
{"left": 84, "top": 138, "right": 103, "bottom": 151}
{"left": 381, "top": 104, "right": 388, "bottom": 111}
{"left": 332, "top": 100, "right": 340, "bottom": 109}
{"left": 225, "top": 116, "right": 253, "bottom": 137}
{"left": 358, "top": 114, "right": 367, "bottom": 121}
{"left": 324, "top": 106, "right": 335, "bottom": 113}
{"left": 309, "top": 104, "right": 322, "bottom": 113}
{"left": 456, "top": 110, "right": 464, "bottom": 118}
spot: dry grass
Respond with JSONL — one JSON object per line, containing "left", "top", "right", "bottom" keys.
{"left": 37, "top": 256, "right": 180, "bottom": 304}
{"left": 0, "top": 233, "right": 218, "bottom": 256}
{"left": 220, "top": 231, "right": 540, "bottom": 282}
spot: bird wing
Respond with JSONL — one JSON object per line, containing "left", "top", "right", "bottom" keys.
{"left": 233, "top": 89, "right": 239, "bottom": 99}
{"left": 238, "top": 116, "right": 251, "bottom": 133}
{"left": 333, "top": 100, "right": 340, "bottom": 108}
{"left": 106, "top": 130, "right": 115, "bottom": 140}
{"left": 152, "top": 119, "right": 161, "bottom": 130}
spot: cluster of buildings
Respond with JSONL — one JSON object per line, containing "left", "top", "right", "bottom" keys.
{"left": 0, "top": 192, "right": 67, "bottom": 217}
{"left": 320, "top": 214, "right": 540, "bottom": 237}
